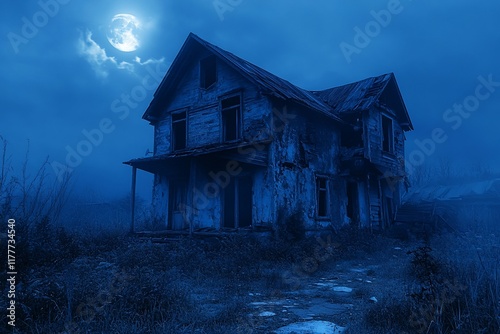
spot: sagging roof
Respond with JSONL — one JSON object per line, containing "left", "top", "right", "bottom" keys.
{"left": 312, "top": 73, "right": 413, "bottom": 131}
{"left": 405, "top": 179, "right": 500, "bottom": 203}
{"left": 144, "top": 33, "right": 342, "bottom": 123}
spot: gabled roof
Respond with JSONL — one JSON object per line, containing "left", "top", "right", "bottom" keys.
{"left": 143, "top": 33, "right": 342, "bottom": 123}
{"left": 312, "top": 73, "right": 413, "bottom": 131}
{"left": 143, "top": 33, "right": 412, "bottom": 131}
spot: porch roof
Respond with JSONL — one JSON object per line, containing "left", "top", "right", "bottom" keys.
{"left": 123, "top": 140, "right": 270, "bottom": 173}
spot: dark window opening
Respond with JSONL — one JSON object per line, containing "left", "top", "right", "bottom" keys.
{"left": 341, "top": 115, "right": 363, "bottom": 148}
{"left": 223, "top": 180, "right": 236, "bottom": 228}
{"left": 222, "top": 95, "right": 241, "bottom": 141}
{"left": 316, "top": 177, "right": 329, "bottom": 217}
{"left": 238, "top": 176, "right": 253, "bottom": 228}
{"left": 346, "top": 182, "right": 358, "bottom": 221}
{"left": 200, "top": 56, "right": 216, "bottom": 89}
{"left": 382, "top": 115, "right": 393, "bottom": 153}
{"left": 172, "top": 111, "right": 186, "bottom": 150}
{"left": 341, "top": 128, "right": 363, "bottom": 148}
{"left": 223, "top": 176, "right": 252, "bottom": 229}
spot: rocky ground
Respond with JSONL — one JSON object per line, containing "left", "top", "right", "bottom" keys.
{"left": 190, "top": 236, "right": 414, "bottom": 333}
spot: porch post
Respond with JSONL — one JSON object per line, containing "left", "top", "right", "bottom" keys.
{"left": 188, "top": 159, "right": 196, "bottom": 236}
{"left": 130, "top": 166, "right": 137, "bottom": 234}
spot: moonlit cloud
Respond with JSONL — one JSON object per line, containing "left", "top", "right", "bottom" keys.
{"left": 77, "top": 30, "right": 133, "bottom": 77}
{"left": 133, "top": 56, "right": 165, "bottom": 66}
{"left": 77, "top": 30, "right": 164, "bottom": 78}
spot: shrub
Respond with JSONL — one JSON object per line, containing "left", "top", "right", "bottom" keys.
{"left": 276, "top": 207, "right": 306, "bottom": 242}
{"left": 365, "top": 298, "right": 413, "bottom": 332}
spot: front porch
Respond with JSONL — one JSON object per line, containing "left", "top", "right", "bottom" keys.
{"left": 124, "top": 142, "right": 272, "bottom": 234}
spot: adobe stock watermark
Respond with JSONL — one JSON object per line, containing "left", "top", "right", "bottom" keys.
{"left": 213, "top": 0, "right": 243, "bottom": 21}
{"left": 339, "top": 0, "right": 412, "bottom": 64}
{"left": 7, "top": 0, "right": 71, "bottom": 54}
{"left": 382, "top": 74, "right": 499, "bottom": 190}
{"left": 51, "top": 62, "right": 168, "bottom": 182}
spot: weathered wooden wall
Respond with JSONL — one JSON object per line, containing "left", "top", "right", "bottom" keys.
{"left": 364, "top": 106, "right": 405, "bottom": 176}
{"left": 153, "top": 50, "right": 273, "bottom": 156}
{"left": 151, "top": 52, "right": 277, "bottom": 230}
{"left": 270, "top": 103, "right": 347, "bottom": 230}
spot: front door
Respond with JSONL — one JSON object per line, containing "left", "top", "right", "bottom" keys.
{"left": 169, "top": 181, "right": 187, "bottom": 230}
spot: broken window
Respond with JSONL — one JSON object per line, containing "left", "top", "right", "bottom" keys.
{"left": 316, "top": 176, "right": 329, "bottom": 218}
{"left": 200, "top": 55, "right": 216, "bottom": 89}
{"left": 382, "top": 115, "right": 393, "bottom": 153}
{"left": 221, "top": 95, "right": 241, "bottom": 141}
{"left": 172, "top": 111, "right": 186, "bottom": 150}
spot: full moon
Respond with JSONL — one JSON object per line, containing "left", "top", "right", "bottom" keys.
{"left": 106, "top": 14, "right": 141, "bottom": 52}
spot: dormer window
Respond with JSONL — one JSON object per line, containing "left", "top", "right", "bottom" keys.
{"left": 200, "top": 55, "right": 216, "bottom": 89}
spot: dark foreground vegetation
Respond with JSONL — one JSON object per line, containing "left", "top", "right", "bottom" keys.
{"left": 0, "top": 217, "right": 499, "bottom": 333}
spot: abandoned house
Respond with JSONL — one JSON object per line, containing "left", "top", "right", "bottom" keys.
{"left": 124, "top": 33, "right": 413, "bottom": 234}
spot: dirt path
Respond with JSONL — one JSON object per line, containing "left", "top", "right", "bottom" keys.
{"left": 244, "top": 240, "right": 413, "bottom": 333}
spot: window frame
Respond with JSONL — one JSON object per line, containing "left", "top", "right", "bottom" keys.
{"left": 381, "top": 114, "right": 394, "bottom": 153}
{"left": 315, "top": 175, "right": 330, "bottom": 219}
{"left": 171, "top": 109, "right": 188, "bottom": 151}
{"left": 200, "top": 55, "right": 217, "bottom": 89}
{"left": 220, "top": 92, "right": 243, "bottom": 142}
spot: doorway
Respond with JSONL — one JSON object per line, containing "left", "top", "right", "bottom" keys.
{"left": 223, "top": 176, "right": 253, "bottom": 229}
{"left": 168, "top": 181, "right": 187, "bottom": 230}
{"left": 346, "top": 181, "right": 359, "bottom": 224}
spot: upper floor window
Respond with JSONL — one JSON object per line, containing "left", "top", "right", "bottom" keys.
{"left": 172, "top": 111, "right": 186, "bottom": 150}
{"left": 200, "top": 55, "right": 216, "bottom": 89}
{"left": 316, "top": 176, "right": 329, "bottom": 218}
{"left": 382, "top": 115, "right": 393, "bottom": 153}
{"left": 221, "top": 95, "right": 241, "bottom": 141}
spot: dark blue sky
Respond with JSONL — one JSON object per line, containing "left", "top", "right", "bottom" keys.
{"left": 1, "top": 0, "right": 499, "bottom": 200}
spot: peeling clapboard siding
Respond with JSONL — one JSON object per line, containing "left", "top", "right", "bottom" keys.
{"left": 154, "top": 52, "right": 271, "bottom": 154}
{"left": 154, "top": 118, "right": 171, "bottom": 155}
{"left": 271, "top": 104, "right": 343, "bottom": 230}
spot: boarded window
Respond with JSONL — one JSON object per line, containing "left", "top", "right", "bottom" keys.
{"left": 221, "top": 95, "right": 241, "bottom": 141}
{"left": 200, "top": 55, "right": 216, "bottom": 89}
{"left": 172, "top": 111, "right": 186, "bottom": 150}
{"left": 382, "top": 115, "right": 393, "bottom": 153}
{"left": 316, "top": 176, "right": 329, "bottom": 217}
